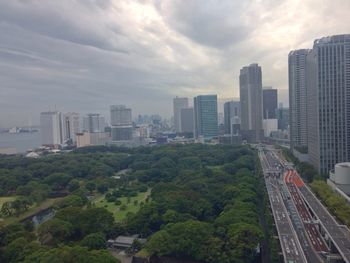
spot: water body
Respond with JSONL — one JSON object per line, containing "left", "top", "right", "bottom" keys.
{"left": 0, "top": 132, "right": 41, "bottom": 153}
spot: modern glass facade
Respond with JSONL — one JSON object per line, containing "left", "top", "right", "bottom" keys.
{"left": 263, "top": 87, "right": 278, "bottom": 119}
{"left": 223, "top": 100, "right": 240, "bottom": 134}
{"left": 288, "top": 49, "right": 311, "bottom": 151}
{"left": 307, "top": 35, "right": 350, "bottom": 174}
{"left": 194, "top": 95, "right": 218, "bottom": 139}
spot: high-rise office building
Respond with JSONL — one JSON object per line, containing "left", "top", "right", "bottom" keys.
{"left": 83, "top": 113, "right": 105, "bottom": 133}
{"left": 173, "top": 97, "right": 189, "bottom": 133}
{"left": 40, "top": 111, "right": 63, "bottom": 146}
{"left": 239, "top": 63, "right": 263, "bottom": 142}
{"left": 110, "top": 105, "right": 133, "bottom": 141}
{"left": 277, "top": 106, "right": 289, "bottom": 131}
{"left": 307, "top": 35, "right": 350, "bottom": 174}
{"left": 262, "top": 87, "right": 277, "bottom": 119}
{"left": 224, "top": 101, "right": 240, "bottom": 134}
{"left": 194, "top": 95, "right": 218, "bottom": 139}
{"left": 180, "top": 108, "right": 194, "bottom": 134}
{"left": 288, "top": 49, "right": 311, "bottom": 151}
{"left": 63, "top": 112, "right": 80, "bottom": 144}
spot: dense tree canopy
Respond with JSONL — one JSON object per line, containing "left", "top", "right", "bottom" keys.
{"left": 0, "top": 144, "right": 270, "bottom": 263}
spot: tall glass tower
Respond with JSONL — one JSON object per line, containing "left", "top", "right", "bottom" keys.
{"left": 307, "top": 35, "right": 350, "bottom": 174}
{"left": 194, "top": 95, "right": 218, "bottom": 139}
{"left": 288, "top": 49, "right": 311, "bottom": 151}
{"left": 239, "top": 63, "right": 263, "bottom": 142}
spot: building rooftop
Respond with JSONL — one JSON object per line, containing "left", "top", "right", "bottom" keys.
{"left": 314, "top": 34, "right": 350, "bottom": 45}
{"left": 336, "top": 162, "right": 350, "bottom": 168}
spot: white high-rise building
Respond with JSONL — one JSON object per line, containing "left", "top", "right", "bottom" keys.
{"left": 110, "top": 105, "right": 133, "bottom": 141}
{"left": 239, "top": 63, "right": 263, "bottom": 142}
{"left": 40, "top": 111, "right": 63, "bottom": 146}
{"left": 307, "top": 35, "right": 350, "bottom": 175}
{"left": 173, "top": 97, "right": 189, "bottom": 133}
{"left": 63, "top": 112, "right": 80, "bottom": 144}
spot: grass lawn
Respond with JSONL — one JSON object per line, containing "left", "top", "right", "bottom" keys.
{"left": 207, "top": 165, "right": 223, "bottom": 171}
{"left": 0, "top": 197, "right": 64, "bottom": 226}
{"left": 0, "top": 196, "right": 17, "bottom": 208}
{"left": 94, "top": 189, "right": 151, "bottom": 221}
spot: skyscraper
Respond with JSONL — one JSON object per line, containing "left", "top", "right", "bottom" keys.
{"left": 180, "top": 107, "right": 194, "bottom": 134}
{"left": 239, "top": 63, "right": 263, "bottom": 142}
{"left": 262, "top": 87, "right": 277, "bottom": 119}
{"left": 307, "top": 35, "right": 350, "bottom": 174}
{"left": 223, "top": 100, "right": 240, "bottom": 134}
{"left": 288, "top": 49, "right": 311, "bottom": 151}
{"left": 277, "top": 105, "right": 289, "bottom": 131}
{"left": 194, "top": 95, "right": 218, "bottom": 139}
{"left": 110, "top": 105, "right": 133, "bottom": 141}
{"left": 83, "top": 113, "right": 105, "bottom": 133}
{"left": 63, "top": 112, "right": 80, "bottom": 144}
{"left": 40, "top": 111, "right": 63, "bottom": 146}
{"left": 173, "top": 97, "right": 189, "bottom": 133}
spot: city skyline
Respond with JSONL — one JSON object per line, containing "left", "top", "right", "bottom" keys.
{"left": 1, "top": 0, "right": 350, "bottom": 127}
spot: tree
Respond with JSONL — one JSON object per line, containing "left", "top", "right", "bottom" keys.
{"left": 1, "top": 201, "right": 13, "bottom": 216}
{"left": 81, "top": 232, "right": 106, "bottom": 250}
{"left": 16, "top": 185, "right": 33, "bottom": 196}
{"left": 97, "top": 183, "right": 108, "bottom": 194}
{"left": 147, "top": 220, "right": 214, "bottom": 261}
{"left": 79, "top": 208, "right": 114, "bottom": 235}
{"left": 85, "top": 182, "right": 96, "bottom": 193}
{"left": 44, "top": 173, "right": 72, "bottom": 190}
{"left": 10, "top": 198, "right": 32, "bottom": 216}
{"left": 226, "top": 223, "right": 263, "bottom": 261}
{"left": 23, "top": 246, "right": 120, "bottom": 263}
{"left": 2, "top": 237, "right": 39, "bottom": 263}
{"left": 68, "top": 179, "right": 80, "bottom": 192}
{"left": 38, "top": 218, "right": 73, "bottom": 245}
{"left": 58, "top": 195, "right": 85, "bottom": 208}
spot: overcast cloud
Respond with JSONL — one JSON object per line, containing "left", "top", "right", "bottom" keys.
{"left": 0, "top": 0, "right": 349, "bottom": 126}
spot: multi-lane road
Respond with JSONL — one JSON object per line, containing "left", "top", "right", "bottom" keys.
{"left": 285, "top": 171, "right": 328, "bottom": 253}
{"left": 295, "top": 173, "right": 350, "bottom": 262}
{"left": 260, "top": 145, "right": 350, "bottom": 263}
{"left": 259, "top": 149, "right": 307, "bottom": 263}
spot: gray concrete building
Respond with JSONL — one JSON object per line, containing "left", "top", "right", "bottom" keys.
{"left": 239, "top": 63, "right": 263, "bottom": 142}
{"left": 224, "top": 100, "right": 240, "bottom": 135}
{"left": 83, "top": 113, "right": 105, "bottom": 133}
{"left": 288, "top": 49, "right": 311, "bottom": 152}
{"left": 110, "top": 105, "right": 133, "bottom": 141}
{"left": 180, "top": 107, "right": 194, "bottom": 134}
{"left": 262, "top": 87, "right": 277, "bottom": 119}
{"left": 173, "top": 97, "right": 189, "bottom": 133}
{"left": 194, "top": 95, "right": 218, "bottom": 139}
{"left": 63, "top": 112, "right": 80, "bottom": 144}
{"left": 307, "top": 35, "right": 350, "bottom": 175}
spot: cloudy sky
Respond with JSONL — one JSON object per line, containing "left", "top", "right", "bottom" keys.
{"left": 0, "top": 0, "right": 349, "bottom": 127}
